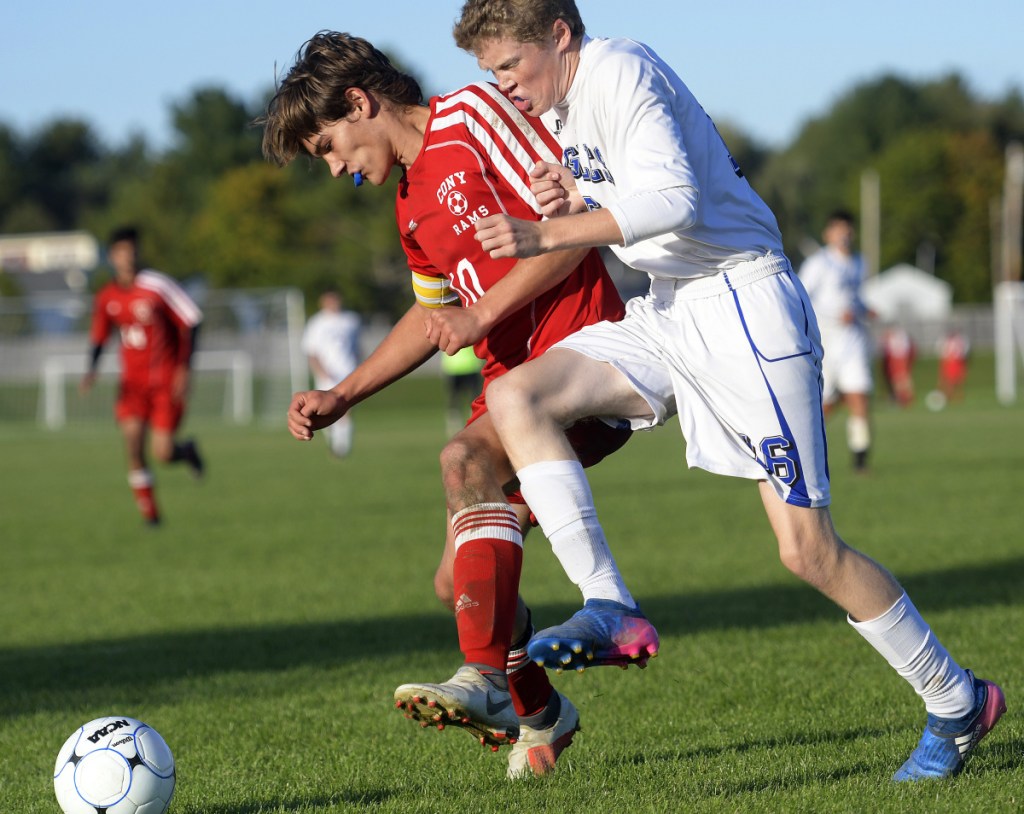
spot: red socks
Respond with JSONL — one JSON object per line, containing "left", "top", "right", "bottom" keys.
{"left": 451, "top": 504, "right": 523, "bottom": 671}
{"left": 128, "top": 469, "right": 159, "bottom": 523}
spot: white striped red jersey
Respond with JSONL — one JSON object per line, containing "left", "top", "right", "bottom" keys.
{"left": 398, "top": 82, "right": 623, "bottom": 382}
{"left": 89, "top": 270, "right": 202, "bottom": 386}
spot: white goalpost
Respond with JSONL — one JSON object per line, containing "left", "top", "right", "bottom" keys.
{"left": 994, "top": 281, "right": 1024, "bottom": 405}
{"left": 0, "top": 286, "right": 307, "bottom": 429}
{"left": 995, "top": 143, "right": 1024, "bottom": 405}
{"left": 39, "top": 351, "right": 255, "bottom": 429}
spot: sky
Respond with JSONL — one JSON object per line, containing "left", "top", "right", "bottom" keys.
{"left": 2, "top": 2, "right": 1022, "bottom": 152}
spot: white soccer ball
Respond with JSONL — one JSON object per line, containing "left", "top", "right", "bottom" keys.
{"left": 54, "top": 716, "right": 175, "bottom": 814}
{"left": 924, "top": 389, "right": 947, "bottom": 412}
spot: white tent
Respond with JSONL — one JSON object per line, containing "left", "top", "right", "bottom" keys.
{"left": 862, "top": 263, "right": 953, "bottom": 322}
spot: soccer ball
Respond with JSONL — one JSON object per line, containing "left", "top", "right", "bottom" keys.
{"left": 53, "top": 716, "right": 175, "bottom": 814}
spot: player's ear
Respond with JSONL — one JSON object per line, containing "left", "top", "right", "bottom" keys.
{"left": 551, "top": 18, "right": 573, "bottom": 52}
{"left": 344, "top": 87, "right": 377, "bottom": 119}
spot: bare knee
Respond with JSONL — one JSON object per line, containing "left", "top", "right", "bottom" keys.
{"left": 151, "top": 434, "right": 174, "bottom": 464}
{"left": 439, "top": 435, "right": 487, "bottom": 498}
{"left": 486, "top": 370, "right": 535, "bottom": 427}
{"left": 777, "top": 528, "right": 845, "bottom": 591}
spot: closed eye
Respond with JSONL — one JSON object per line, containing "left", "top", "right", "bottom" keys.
{"left": 313, "top": 137, "right": 332, "bottom": 157}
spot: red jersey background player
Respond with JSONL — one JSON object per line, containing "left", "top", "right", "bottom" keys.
{"left": 81, "top": 226, "right": 204, "bottom": 525}
{"left": 937, "top": 329, "right": 970, "bottom": 404}
{"left": 261, "top": 32, "right": 654, "bottom": 778}
{"left": 880, "top": 326, "right": 916, "bottom": 407}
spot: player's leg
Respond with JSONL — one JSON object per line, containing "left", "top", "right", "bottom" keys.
{"left": 326, "top": 414, "right": 354, "bottom": 458}
{"left": 443, "top": 414, "right": 523, "bottom": 684}
{"left": 487, "top": 346, "right": 660, "bottom": 671}
{"left": 844, "top": 391, "right": 871, "bottom": 471}
{"left": 425, "top": 416, "right": 582, "bottom": 772}
{"left": 399, "top": 414, "right": 581, "bottom": 769}
{"left": 760, "top": 488, "right": 1005, "bottom": 780}
{"left": 395, "top": 415, "right": 523, "bottom": 748}
{"left": 151, "top": 389, "right": 204, "bottom": 477}
{"left": 683, "top": 261, "right": 1004, "bottom": 779}
{"left": 119, "top": 415, "right": 159, "bottom": 525}
{"left": 837, "top": 330, "right": 873, "bottom": 471}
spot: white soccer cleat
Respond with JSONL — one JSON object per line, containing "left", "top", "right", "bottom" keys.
{"left": 507, "top": 692, "right": 580, "bottom": 779}
{"left": 394, "top": 665, "right": 520, "bottom": 750}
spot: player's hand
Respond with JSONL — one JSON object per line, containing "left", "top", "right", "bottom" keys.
{"left": 78, "top": 371, "right": 97, "bottom": 395}
{"left": 424, "top": 307, "right": 489, "bottom": 355}
{"left": 474, "top": 214, "right": 544, "bottom": 259}
{"left": 529, "top": 161, "right": 581, "bottom": 218}
{"left": 171, "top": 366, "right": 191, "bottom": 401}
{"left": 287, "top": 390, "right": 346, "bottom": 441}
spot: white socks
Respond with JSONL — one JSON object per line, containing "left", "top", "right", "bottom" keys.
{"left": 847, "top": 415, "right": 870, "bottom": 454}
{"left": 849, "top": 592, "right": 974, "bottom": 718}
{"left": 517, "top": 459, "right": 635, "bottom": 607}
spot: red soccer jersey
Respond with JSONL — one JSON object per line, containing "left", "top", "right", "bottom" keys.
{"left": 397, "top": 82, "right": 624, "bottom": 382}
{"left": 89, "top": 270, "right": 202, "bottom": 387}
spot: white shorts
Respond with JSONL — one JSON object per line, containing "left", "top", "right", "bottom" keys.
{"left": 554, "top": 253, "right": 831, "bottom": 508}
{"left": 818, "top": 323, "right": 874, "bottom": 402}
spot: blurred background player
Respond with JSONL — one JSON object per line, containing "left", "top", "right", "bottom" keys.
{"left": 301, "top": 288, "right": 362, "bottom": 457}
{"left": 880, "top": 324, "right": 916, "bottom": 407}
{"left": 799, "top": 210, "right": 876, "bottom": 471}
{"left": 937, "top": 327, "right": 970, "bottom": 405}
{"left": 80, "top": 226, "right": 204, "bottom": 525}
{"left": 261, "top": 32, "right": 654, "bottom": 779}
{"left": 455, "top": 0, "right": 1004, "bottom": 783}
{"left": 441, "top": 345, "right": 485, "bottom": 437}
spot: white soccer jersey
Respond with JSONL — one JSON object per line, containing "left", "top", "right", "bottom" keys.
{"left": 546, "top": 36, "right": 783, "bottom": 280}
{"left": 542, "top": 36, "right": 831, "bottom": 506}
{"left": 798, "top": 246, "right": 873, "bottom": 398}
{"left": 798, "top": 247, "right": 869, "bottom": 328}
{"left": 301, "top": 310, "right": 361, "bottom": 387}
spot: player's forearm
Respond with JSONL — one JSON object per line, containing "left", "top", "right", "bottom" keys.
{"left": 329, "top": 305, "right": 436, "bottom": 406}
{"left": 538, "top": 208, "right": 625, "bottom": 253}
{"left": 185, "top": 325, "right": 200, "bottom": 365}
{"left": 470, "top": 247, "right": 591, "bottom": 328}
{"left": 608, "top": 185, "right": 698, "bottom": 246}
{"left": 174, "top": 325, "right": 199, "bottom": 368}
{"left": 87, "top": 343, "right": 103, "bottom": 373}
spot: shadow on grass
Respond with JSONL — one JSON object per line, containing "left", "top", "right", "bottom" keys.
{"left": 3, "top": 556, "right": 1021, "bottom": 718}
{"left": 620, "top": 728, "right": 1019, "bottom": 791}
{"left": 178, "top": 789, "right": 394, "bottom": 813}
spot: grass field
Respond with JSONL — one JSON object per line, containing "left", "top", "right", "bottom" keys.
{"left": 1, "top": 358, "right": 1022, "bottom": 813}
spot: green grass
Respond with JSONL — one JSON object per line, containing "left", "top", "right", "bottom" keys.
{"left": 1, "top": 361, "right": 1022, "bottom": 813}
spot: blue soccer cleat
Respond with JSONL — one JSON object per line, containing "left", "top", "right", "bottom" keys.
{"left": 527, "top": 599, "right": 659, "bottom": 672}
{"left": 893, "top": 670, "right": 1006, "bottom": 781}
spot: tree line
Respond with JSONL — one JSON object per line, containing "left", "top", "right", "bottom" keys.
{"left": 1, "top": 70, "right": 1022, "bottom": 315}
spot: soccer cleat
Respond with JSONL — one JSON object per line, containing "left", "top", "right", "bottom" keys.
{"left": 394, "top": 666, "right": 519, "bottom": 750}
{"left": 528, "top": 598, "right": 659, "bottom": 672}
{"left": 893, "top": 671, "right": 1006, "bottom": 781}
{"left": 182, "top": 438, "right": 204, "bottom": 479}
{"left": 507, "top": 692, "right": 580, "bottom": 780}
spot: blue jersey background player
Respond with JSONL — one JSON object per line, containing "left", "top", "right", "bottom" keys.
{"left": 452, "top": 0, "right": 1005, "bottom": 782}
